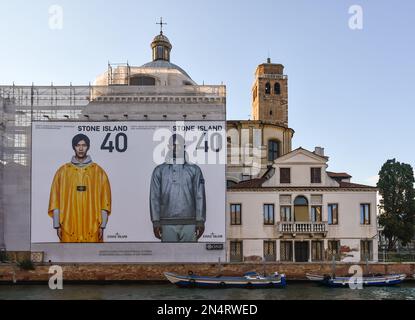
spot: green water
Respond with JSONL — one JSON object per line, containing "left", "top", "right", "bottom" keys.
{"left": 1, "top": 282, "right": 415, "bottom": 300}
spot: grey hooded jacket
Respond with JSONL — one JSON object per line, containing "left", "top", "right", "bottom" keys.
{"left": 150, "top": 155, "right": 206, "bottom": 227}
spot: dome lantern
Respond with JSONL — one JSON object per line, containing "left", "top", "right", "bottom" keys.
{"left": 152, "top": 18, "right": 172, "bottom": 62}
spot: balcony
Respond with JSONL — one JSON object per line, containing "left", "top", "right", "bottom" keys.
{"left": 277, "top": 222, "right": 328, "bottom": 237}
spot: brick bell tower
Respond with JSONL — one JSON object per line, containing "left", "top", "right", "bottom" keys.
{"left": 251, "top": 58, "right": 288, "bottom": 127}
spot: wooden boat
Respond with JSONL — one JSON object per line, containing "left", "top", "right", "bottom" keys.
{"left": 164, "top": 271, "right": 287, "bottom": 288}
{"left": 306, "top": 273, "right": 406, "bottom": 287}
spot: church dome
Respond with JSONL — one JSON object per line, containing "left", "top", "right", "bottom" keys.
{"left": 94, "top": 29, "right": 196, "bottom": 86}
{"left": 140, "top": 60, "right": 193, "bottom": 80}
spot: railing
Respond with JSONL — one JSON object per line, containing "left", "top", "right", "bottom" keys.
{"left": 277, "top": 222, "right": 328, "bottom": 234}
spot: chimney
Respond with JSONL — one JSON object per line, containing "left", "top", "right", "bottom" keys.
{"left": 314, "top": 147, "right": 325, "bottom": 157}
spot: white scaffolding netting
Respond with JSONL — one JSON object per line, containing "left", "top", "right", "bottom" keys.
{"left": 0, "top": 85, "right": 91, "bottom": 250}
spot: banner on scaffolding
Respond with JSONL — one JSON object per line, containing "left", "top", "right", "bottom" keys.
{"left": 31, "top": 121, "right": 226, "bottom": 244}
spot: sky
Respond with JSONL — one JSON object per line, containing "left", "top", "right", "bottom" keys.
{"left": 0, "top": 0, "right": 414, "bottom": 185}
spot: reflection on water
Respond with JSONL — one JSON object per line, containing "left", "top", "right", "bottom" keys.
{"left": 0, "top": 282, "right": 415, "bottom": 300}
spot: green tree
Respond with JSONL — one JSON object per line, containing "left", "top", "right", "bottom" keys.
{"left": 377, "top": 159, "right": 415, "bottom": 250}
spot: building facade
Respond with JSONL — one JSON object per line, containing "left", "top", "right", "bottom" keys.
{"left": 0, "top": 31, "right": 226, "bottom": 263}
{"left": 0, "top": 30, "right": 379, "bottom": 263}
{"left": 226, "top": 62, "right": 294, "bottom": 185}
{"left": 226, "top": 60, "right": 379, "bottom": 263}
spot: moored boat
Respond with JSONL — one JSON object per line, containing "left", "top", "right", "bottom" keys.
{"left": 306, "top": 273, "right": 406, "bottom": 287}
{"left": 164, "top": 271, "right": 287, "bottom": 288}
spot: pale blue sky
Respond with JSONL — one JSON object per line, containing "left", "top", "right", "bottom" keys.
{"left": 0, "top": 0, "right": 414, "bottom": 185}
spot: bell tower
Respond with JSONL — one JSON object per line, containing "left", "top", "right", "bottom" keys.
{"left": 251, "top": 59, "right": 288, "bottom": 127}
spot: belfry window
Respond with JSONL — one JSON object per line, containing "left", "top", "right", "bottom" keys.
{"left": 274, "top": 82, "right": 281, "bottom": 95}
{"left": 265, "top": 82, "right": 271, "bottom": 95}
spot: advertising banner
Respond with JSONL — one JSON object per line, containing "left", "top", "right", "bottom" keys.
{"left": 31, "top": 121, "right": 226, "bottom": 245}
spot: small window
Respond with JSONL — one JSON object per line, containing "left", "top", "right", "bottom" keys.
{"left": 311, "top": 195, "right": 323, "bottom": 205}
{"left": 280, "top": 241, "right": 293, "bottom": 261}
{"left": 311, "top": 168, "right": 322, "bottom": 183}
{"left": 264, "top": 204, "right": 275, "bottom": 225}
{"left": 265, "top": 82, "right": 271, "bottom": 95}
{"left": 280, "top": 168, "right": 291, "bottom": 184}
{"left": 328, "top": 204, "right": 338, "bottom": 225}
{"left": 230, "top": 241, "right": 243, "bottom": 262}
{"left": 280, "top": 206, "right": 292, "bottom": 222}
{"left": 268, "top": 140, "right": 280, "bottom": 161}
{"left": 360, "top": 204, "right": 371, "bottom": 225}
{"left": 328, "top": 240, "right": 340, "bottom": 261}
{"left": 264, "top": 241, "right": 276, "bottom": 262}
{"left": 279, "top": 195, "right": 292, "bottom": 205}
{"left": 274, "top": 82, "right": 281, "bottom": 95}
{"left": 361, "top": 240, "right": 373, "bottom": 261}
{"left": 312, "top": 241, "right": 324, "bottom": 261}
{"left": 230, "top": 204, "right": 242, "bottom": 225}
{"left": 311, "top": 206, "right": 322, "bottom": 222}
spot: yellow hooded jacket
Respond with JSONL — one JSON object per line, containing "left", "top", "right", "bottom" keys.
{"left": 48, "top": 162, "right": 111, "bottom": 243}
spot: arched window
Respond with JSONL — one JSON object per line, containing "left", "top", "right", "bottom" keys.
{"left": 294, "top": 196, "right": 309, "bottom": 222}
{"left": 274, "top": 82, "right": 281, "bottom": 95}
{"left": 129, "top": 76, "right": 156, "bottom": 86}
{"left": 265, "top": 82, "right": 271, "bottom": 95}
{"left": 268, "top": 140, "right": 280, "bottom": 161}
{"left": 294, "top": 196, "right": 308, "bottom": 206}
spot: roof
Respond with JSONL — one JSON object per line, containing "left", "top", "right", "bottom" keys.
{"left": 140, "top": 60, "right": 193, "bottom": 80}
{"left": 327, "top": 171, "right": 352, "bottom": 178}
{"left": 292, "top": 147, "right": 329, "bottom": 160}
{"left": 228, "top": 180, "right": 377, "bottom": 191}
{"left": 228, "top": 177, "right": 267, "bottom": 189}
{"left": 338, "top": 181, "right": 376, "bottom": 189}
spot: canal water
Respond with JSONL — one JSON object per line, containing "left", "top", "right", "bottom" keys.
{"left": 0, "top": 282, "right": 415, "bottom": 300}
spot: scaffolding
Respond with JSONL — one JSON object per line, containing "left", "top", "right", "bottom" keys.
{"left": 0, "top": 85, "right": 91, "bottom": 166}
{"left": 108, "top": 62, "right": 131, "bottom": 86}
{"left": 0, "top": 85, "right": 95, "bottom": 251}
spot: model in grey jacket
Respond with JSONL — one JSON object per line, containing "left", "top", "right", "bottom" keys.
{"left": 150, "top": 145, "right": 206, "bottom": 242}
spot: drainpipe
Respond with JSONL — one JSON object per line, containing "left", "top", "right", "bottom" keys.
{"left": 0, "top": 98, "right": 5, "bottom": 251}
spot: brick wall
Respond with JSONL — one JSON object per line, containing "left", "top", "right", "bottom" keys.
{"left": 0, "top": 263, "right": 414, "bottom": 282}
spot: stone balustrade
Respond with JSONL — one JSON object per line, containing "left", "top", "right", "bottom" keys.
{"left": 277, "top": 221, "right": 328, "bottom": 234}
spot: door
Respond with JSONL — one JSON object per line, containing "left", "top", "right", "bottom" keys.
{"left": 295, "top": 241, "right": 309, "bottom": 262}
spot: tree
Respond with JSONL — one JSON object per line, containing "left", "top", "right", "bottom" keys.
{"left": 377, "top": 159, "right": 415, "bottom": 250}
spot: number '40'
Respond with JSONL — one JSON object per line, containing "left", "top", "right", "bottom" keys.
{"left": 101, "top": 133, "right": 128, "bottom": 153}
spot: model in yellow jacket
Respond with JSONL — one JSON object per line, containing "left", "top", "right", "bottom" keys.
{"left": 48, "top": 134, "right": 112, "bottom": 243}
